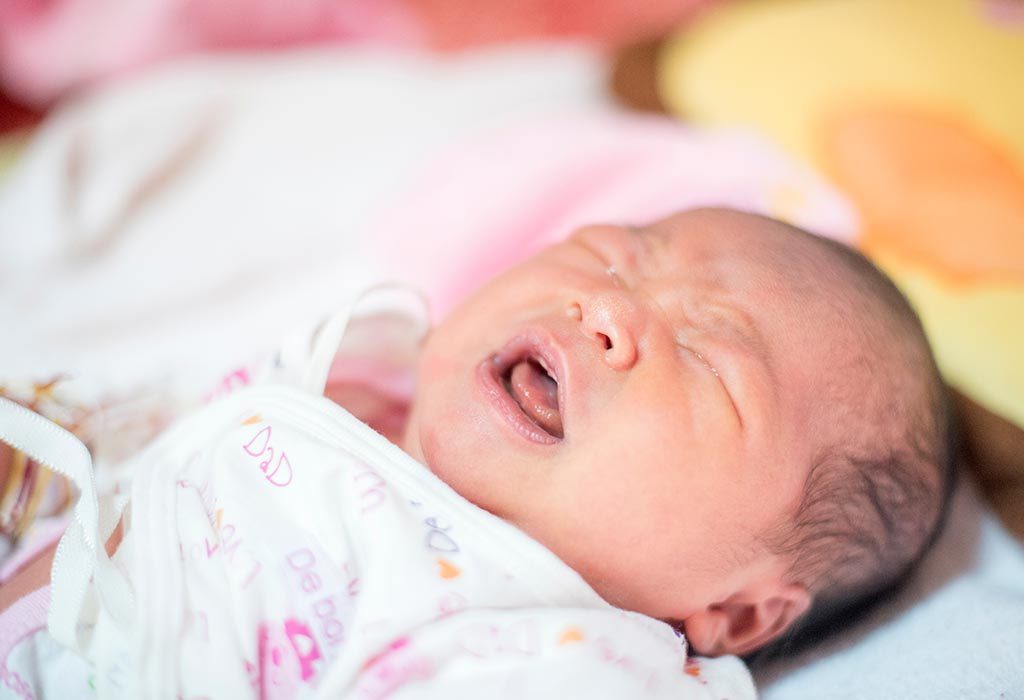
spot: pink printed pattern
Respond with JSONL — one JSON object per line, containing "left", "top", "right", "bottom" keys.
{"left": 354, "top": 637, "right": 434, "bottom": 699}
{"left": 0, "top": 586, "right": 52, "bottom": 700}
{"left": 255, "top": 619, "right": 323, "bottom": 699}
{"left": 205, "top": 367, "right": 253, "bottom": 403}
{"left": 241, "top": 422, "right": 293, "bottom": 487}
{"left": 285, "top": 548, "right": 354, "bottom": 651}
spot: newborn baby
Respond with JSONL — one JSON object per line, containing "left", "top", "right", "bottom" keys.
{"left": 402, "top": 207, "right": 954, "bottom": 657}
{"left": 0, "top": 208, "right": 953, "bottom": 698}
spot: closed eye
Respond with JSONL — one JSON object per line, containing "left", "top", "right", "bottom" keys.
{"left": 676, "top": 339, "right": 744, "bottom": 430}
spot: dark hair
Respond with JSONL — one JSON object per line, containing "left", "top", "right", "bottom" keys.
{"left": 748, "top": 237, "right": 958, "bottom": 664}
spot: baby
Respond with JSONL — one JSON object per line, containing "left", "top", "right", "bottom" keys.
{"left": 400, "top": 207, "right": 954, "bottom": 655}
{"left": 0, "top": 208, "right": 953, "bottom": 698}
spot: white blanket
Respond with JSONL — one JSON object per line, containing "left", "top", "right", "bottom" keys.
{"left": 0, "top": 45, "right": 613, "bottom": 394}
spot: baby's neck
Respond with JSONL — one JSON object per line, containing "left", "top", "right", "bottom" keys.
{"left": 325, "top": 380, "right": 412, "bottom": 448}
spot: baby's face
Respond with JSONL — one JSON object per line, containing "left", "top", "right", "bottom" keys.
{"left": 402, "top": 209, "right": 836, "bottom": 641}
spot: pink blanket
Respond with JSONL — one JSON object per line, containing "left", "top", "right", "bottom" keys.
{"left": 368, "top": 113, "right": 857, "bottom": 320}
{"left": 0, "top": 0, "right": 715, "bottom": 106}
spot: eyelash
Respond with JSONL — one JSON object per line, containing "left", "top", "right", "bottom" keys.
{"left": 675, "top": 336, "right": 721, "bottom": 378}
{"left": 691, "top": 350, "right": 721, "bottom": 378}
{"left": 679, "top": 337, "right": 744, "bottom": 427}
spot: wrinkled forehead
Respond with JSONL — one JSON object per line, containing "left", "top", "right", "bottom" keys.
{"left": 644, "top": 208, "right": 836, "bottom": 312}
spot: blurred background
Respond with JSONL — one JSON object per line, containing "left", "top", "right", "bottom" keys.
{"left": 0, "top": 1, "right": 1022, "bottom": 695}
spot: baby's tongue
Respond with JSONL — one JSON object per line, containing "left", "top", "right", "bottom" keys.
{"left": 509, "top": 359, "right": 563, "bottom": 438}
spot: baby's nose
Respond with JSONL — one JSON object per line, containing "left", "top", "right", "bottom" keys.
{"left": 570, "top": 291, "right": 640, "bottom": 371}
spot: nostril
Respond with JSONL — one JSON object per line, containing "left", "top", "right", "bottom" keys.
{"left": 597, "top": 333, "right": 612, "bottom": 350}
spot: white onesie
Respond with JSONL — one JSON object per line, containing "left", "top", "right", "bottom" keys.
{"left": 0, "top": 293, "right": 757, "bottom": 700}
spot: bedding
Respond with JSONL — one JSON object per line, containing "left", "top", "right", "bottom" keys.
{"left": 0, "top": 136, "right": 25, "bottom": 186}
{"left": 0, "top": 0, "right": 716, "bottom": 107}
{"left": 0, "top": 45, "right": 612, "bottom": 393}
{"left": 0, "top": 46, "right": 1021, "bottom": 700}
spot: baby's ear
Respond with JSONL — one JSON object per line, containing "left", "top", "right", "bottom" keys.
{"left": 683, "top": 582, "right": 810, "bottom": 657}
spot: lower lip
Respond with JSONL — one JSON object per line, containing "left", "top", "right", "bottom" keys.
{"left": 476, "top": 359, "right": 560, "bottom": 446}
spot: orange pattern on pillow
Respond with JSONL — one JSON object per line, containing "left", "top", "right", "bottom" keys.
{"left": 823, "top": 106, "right": 1024, "bottom": 285}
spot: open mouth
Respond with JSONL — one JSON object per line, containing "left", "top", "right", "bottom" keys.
{"left": 500, "top": 356, "right": 563, "bottom": 439}
{"left": 479, "top": 334, "right": 566, "bottom": 444}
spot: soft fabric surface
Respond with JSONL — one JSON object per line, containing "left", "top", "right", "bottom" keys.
{"left": 1, "top": 47, "right": 1021, "bottom": 700}
{"left": 0, "top": 0, "right": 419, "bottom": 105}
{"left": 0, "top": 45, "right": 612, "bottom": 394}
{"left": 0, "top": 0, "right": 716, "bottom": 106}
{"left": 367, "top": 113, "right": 855, "bottom": 320}
{"left": 0, "top": 132, "right": 28, "bottom": 185}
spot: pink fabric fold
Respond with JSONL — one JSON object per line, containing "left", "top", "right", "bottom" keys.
{"left": 366, "top": 113, "right": 858, "bottom": 320}
{"left": 0, "top": 0, "right": 421, "bottom": 105}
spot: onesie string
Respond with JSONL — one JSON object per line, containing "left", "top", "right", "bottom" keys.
{"left": 287, "top": 285, "right": 430, "bottom": 398}
{"left": 0, "top": 397, "right": 133, "bottom": 651}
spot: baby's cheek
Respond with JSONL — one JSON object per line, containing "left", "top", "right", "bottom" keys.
{"left": 551, "top": 451, "right": 660, "bottom": 534}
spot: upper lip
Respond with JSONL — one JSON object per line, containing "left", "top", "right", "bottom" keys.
{"left": 480, "top": 327, "right": 570, "bottom": 443}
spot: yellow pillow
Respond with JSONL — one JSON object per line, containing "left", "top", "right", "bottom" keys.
{"left": 0, "top": 132, "right": 28, "bottom": 187}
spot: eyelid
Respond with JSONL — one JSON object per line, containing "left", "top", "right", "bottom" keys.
{"left": 693, "top": 351, "right": 721, "bottom": 379}
{"left": 676, "top": 337, "right": 744, "bottom": 429}
{"left": 675, "top": 338, "right": 719, "bottom": 377}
